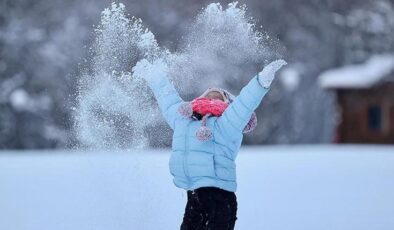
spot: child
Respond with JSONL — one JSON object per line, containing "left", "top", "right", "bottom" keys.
{"left": 133, "top": 59, "right": 287, "bottom": 230}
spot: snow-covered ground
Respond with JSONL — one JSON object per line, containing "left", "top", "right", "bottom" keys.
{"left": 0, "top": 145, "right": 393, "bottom": 230}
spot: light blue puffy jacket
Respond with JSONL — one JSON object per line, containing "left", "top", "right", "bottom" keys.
{"left": 147, "top": 74, "right": 269, "bottom": 192}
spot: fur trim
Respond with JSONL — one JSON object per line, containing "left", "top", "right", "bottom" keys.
{"left": 178, "top": 87, "right": 259, "bottom": 141}
{"left": 243, "top": 112, "right": 257, "bottom": 133}
{"left": 178, "top": 102, "right": 193, "bottom": 118}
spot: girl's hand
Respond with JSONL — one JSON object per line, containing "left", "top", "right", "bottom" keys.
{"left": 257, "top": 59, "right": 287, "bottom": 89}
{"left": 132, "top": 58, "right": 168, "bottom": 82}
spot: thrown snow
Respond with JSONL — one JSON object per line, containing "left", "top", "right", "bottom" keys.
{"left": 168, "top": 2, "right": 278, "bottom": 93}
{"left": 280, "top": 66, "right": 300, "bottom": 91}
{"left": 75, "top": 3, "right": 164, "bottom": 149}
{"left": 318, "top": 54, "right": 394, "bottom": 89}
{"left": 75, "top": 2, "right": 280, "bottom": 149}
{"left": 0, "top": 145, "right": 393, "bottom": 230}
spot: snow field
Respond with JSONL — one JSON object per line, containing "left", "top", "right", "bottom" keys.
{"left": 0, "top": 145, "right": 393, "bottom": 230}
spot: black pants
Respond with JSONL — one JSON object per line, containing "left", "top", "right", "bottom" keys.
{"left": 180, "top": 187, "right": 237, "bottom": 230}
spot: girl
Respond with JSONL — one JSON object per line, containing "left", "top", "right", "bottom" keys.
{"left": 133, "top": 58, "right": 286, "bottom": 230}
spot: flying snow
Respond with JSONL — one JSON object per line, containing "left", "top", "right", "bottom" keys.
{"left": 75, "top": 2, "right": 281, "bottom": 149}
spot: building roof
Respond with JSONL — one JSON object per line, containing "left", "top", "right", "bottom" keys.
{"left": 318, "top": 54, "right": 394, "bottom": 89}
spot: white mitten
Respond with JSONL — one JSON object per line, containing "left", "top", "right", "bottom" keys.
{"left": 132, "top": 58, "right": 168, "bottom": 83}
{"left": 257, "top": 59, "right": 287, "bottom": 89}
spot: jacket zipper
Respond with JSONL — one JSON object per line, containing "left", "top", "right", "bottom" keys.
{"left": 183, "top": 121, "right": 192, "bottom": 187}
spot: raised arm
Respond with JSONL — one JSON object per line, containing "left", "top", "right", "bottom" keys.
{"left": 215, "top": 60, "right": 287, "bottom": 139}
{"left": 133, "top": 59, "right": 184, "bottom": 130}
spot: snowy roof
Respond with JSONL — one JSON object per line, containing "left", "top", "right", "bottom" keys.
{"left": 318, "top": 54, "right": 394, "bottom": 89}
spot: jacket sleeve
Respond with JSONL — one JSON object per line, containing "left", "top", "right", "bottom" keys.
{"left": 215, "top": 76, "right": 269, "bottom": 140}
{"left": 146, "top": 73, "right": 184, "bottom": 130}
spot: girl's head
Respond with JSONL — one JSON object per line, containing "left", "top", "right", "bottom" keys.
{"left": 177, "top": 86, "right": 257, "bottom": 141}
{"left": 199, "top": 87, "right": 233, "bottom": 104}
{"left": 205, "top": 91, "right": 224, "bottom": 101}
{"left": 177, "top": 87, "right": 233, "bottom": 120}
{"left": 186, "top": 87, "right": 233, "bottom": 121}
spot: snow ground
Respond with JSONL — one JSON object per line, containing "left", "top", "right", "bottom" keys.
{"left": 0, "top": 145, "right": 393, "bottom": 230}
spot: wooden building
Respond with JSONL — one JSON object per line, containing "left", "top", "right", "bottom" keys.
{"left": 319, "top": 55, "right": 394, "bottom": 144}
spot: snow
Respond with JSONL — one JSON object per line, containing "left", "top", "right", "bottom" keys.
{"left": 76, "top": 2, "right": 166, "bottom": 149}
{"left": 0, "top": 145, "right": 393, "bottom": 230}
{"left": 280, "top": 66, "right": 300, "bottom": 91}
{"left": 8, "top": 88, "right": 53, "bottom": 112}
{"left": 76, "top": 2, "right": 277, "bottom": 149}
{"left": 9, "top": 89, "right": 29, "bottom": 110}
{"left": 318, "top": 54, "right": 394, "bottom": 89}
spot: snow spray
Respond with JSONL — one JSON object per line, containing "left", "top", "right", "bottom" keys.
{"left": 74, "top": 3, "right": 166, "bottom": 149}
{"left": 74, "top": 2, "right": 280, "bottom": 149}
{"left": 168, "top": 2, "right": 279, "bottom": 95}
